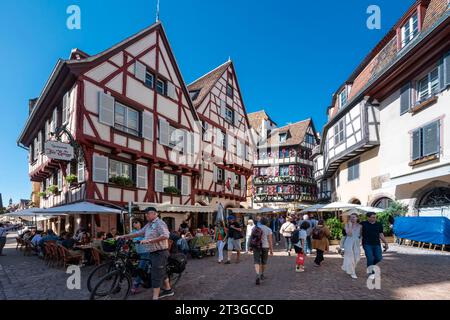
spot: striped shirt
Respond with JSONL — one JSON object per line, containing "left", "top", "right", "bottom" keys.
{"left": 135, "top": 218, "right": 170, "bottom": 253}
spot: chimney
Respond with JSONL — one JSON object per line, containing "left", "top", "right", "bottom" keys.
{"left": 29, "top": 98, "right": 38, "bottom": 114}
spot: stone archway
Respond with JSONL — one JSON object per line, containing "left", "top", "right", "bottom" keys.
{"left": 371, "top": 196, "right": 394, "bottom": 210}
{"left": 411, "top": 180, "right": 450, "bottom": 209}
{"left": 418, "top": 187, "right": 450, "bottom": 207}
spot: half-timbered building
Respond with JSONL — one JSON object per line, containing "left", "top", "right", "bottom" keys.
{"left": 17, "top": 22, "right": 207, "bottom": 233}
{"left": 314, "top": 0, "right": 450, "bottom": 216}
{"left": 249, "top": 111, "right": 319, "bottom": 211}
{"left": 187, "top": 61, "right": 254, "bottom": 222}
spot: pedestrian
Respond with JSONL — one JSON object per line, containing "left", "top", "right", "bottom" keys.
{"left": 0, "top": 223, "right": 8, "bottom": 256}
{"left": 179, "top": 220, "right": 189, "bottom": 234}
{"left": 280, "top": 217, "right": 296, "bottom": 256}
{"left": 119, "top": 207, "right": 174, "bottom": 300}
{"left": 311, "top": 220, "right": 331, "bottom": 267}
{"left": 341, "top": 213, "right": 362, "bottom": 279}
{"left": 225, "top": 216, "right": 242, "bottom": 264}
{"left": 214, "top": 221, "right": 227, "bottom": 263}
{"left": 270, "top": 215, "right": 281, "bottom": 246}
{"left": 250, "top": 217, "right": 273, "bottom": 285}
{"left": 361, "top": 212, "right": 389, "bottom": 279}
{"left": 245, "top": 219, "right": 255, "bottom": 253}
{"left": 292, "top": 221, "right": 308, "bottom": 272}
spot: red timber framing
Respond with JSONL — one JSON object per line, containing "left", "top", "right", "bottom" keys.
{"left": 19, "top": 22, "right": 202, "bottom": 209}
{"left": 188, "top": 61, "right": 254, "bottom": 203}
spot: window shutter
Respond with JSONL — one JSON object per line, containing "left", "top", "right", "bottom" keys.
{"left": 37, "top": 131, "right": 42, "bottom": 154}
{"left": 159, "top": 118, "right": 169, "bottom": 146}
{"left": 182, "top": 130, "right": 188, "bottom": 154}
{"left": 227, "top": 134, "right": 233, "bottom": 151}
{"left": 167, "top": 82, "right": 177, "bottom": 100}
{"left": 443, "top": 51, "right": 450, "bottom": 89}
{"left": 234, "top": 112, "right": 240, "bottom": 127}
{"left": 244, "top": 144, "right": 249, "bottom": 161}
{"left": 154, "top": 169, "right": 164, "bottom": 192}
{"left": 213, "top": 166, "right": 218, "bottom": 183}
{"left": 412, "top": 129, "right": 421, "bottom": 160}
{"left": 181, "top": 176, "right": 190, "bottom": 196}
{"left": 220, "top": 100, "right": 226, "bottom": 118}
{"left": 241, "top": 175, "right": 246, "bottom": 190}
{"left": 98, "top": 92, "right": 115, "bottom": 126}
{"left": 62, "top": 92, "right": 70, "bottom": 124}
{"left": 190, "top": 133, "right": 195, "bottom": 154}
{"left": 142, "top": 111, "right": 154, "bottom": 141}
{"left": 236, "top": 140, "right": 242, "bottom": 158}
{"left": 50, "top": 109, "right": 57, "bottom": 133}
{"left": 134, "top": 61, "right": 147, "bottom": 83}
{"left": 57, "top": 170, "right": 63, "bottom": 190}
{"left": 77, "top": 162, "right": 85, "bottom": 183}
{"left": 136, "top": 164, "right": 148, "bottom": 189}
{"left": 93, "top": 154, "right": 109, "bottom": 183}
{"left": 423, "top": 121, "right": 440, "bottom": 156}
{"left": 400, "top": 82, "right": 411, "bottom": 115}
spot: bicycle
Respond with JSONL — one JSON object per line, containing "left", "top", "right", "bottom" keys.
{"left": 89, "top": 239, "right": 186, "bottom": 300}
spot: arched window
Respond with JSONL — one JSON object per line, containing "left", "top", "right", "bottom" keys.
{"left": 373, "top": 197, "right": 393, "bottom": 209}
{"left": 419, "top": 188, "right": 450, "bottom": 207}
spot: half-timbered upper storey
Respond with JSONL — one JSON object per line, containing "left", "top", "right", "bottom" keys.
{"left": 318, "top": 0, "right": 449, "bottom": 179}
{"left": 17, "top": 22, "right": 202, "bottom": 208}
{"left": 187, "top": 61, "right": 254, "bottom": 204}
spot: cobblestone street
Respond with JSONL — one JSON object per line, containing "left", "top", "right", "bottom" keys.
{"left": 1, "top": 233, "right": 449, "bottom": 300}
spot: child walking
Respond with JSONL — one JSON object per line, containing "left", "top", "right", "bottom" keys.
{"left": 292, "top": 221, "right": 309, "bottom": 272}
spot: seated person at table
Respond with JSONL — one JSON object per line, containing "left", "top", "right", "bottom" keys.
{"left": 61, "top": 233, "right": 76, "bottom": 249}
{"left": 110, "top": 228, "right": 118, "bottom": 238}
{"left": 31, "top": 231, "right": 43, "bottom": 246}
{"left": 73, "top": 228, "right": 86, "bottom": 241}
{"left": 22, "top": 230, "right": 33, "bottom": 241}
{"left": 38, "top": 229, "right": 59, "bottom": 246}
{"left": 79, "top": 232, "right": 91, "bottom": 245}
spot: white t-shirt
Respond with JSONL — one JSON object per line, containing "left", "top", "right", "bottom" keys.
{"left": 259, "top": 225, "right": 273, "bottom": 249}
{"left": 246, "top": 224, "right": 255, "bottom": 237}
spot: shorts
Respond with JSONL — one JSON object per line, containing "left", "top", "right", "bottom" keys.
{"left": 149, "top": 250, "right": 169, "bottom": 289}
{"left": 253, "top": 248, "right": 269, "bottom": 265}
{"left": 227, "top": 238, "right": 241, "bottom": 251}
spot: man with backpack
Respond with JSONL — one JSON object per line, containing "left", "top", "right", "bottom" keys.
{"left": 250, "top": 216, "right": 274, "bottom": 285}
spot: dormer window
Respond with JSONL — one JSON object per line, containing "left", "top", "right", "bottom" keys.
{"left": 279, "top": 133, "right": 287, "bottom": 143}
{"left": 189, "top": 90, "right": 200, "bottom": 101}
{"left": 417, "top": 67, "right": 439, "bottom": 103}
{"left": 338, "top": 89, "right": 347, "bottom": 109}
{"left": 401, "top": 13, "right": 419, "bottom": 48}
{"left": 226, "top": 83, "right": 233, "bottom": 98}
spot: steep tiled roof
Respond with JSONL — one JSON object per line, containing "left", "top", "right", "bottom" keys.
{"left": 247, "top": 110, "right": 277, "bottom": 135}
{"left": 187, "top": 61, "right": 232, "bottom": 107}
{"left": 270, "top": 119, "right": 312, "bottom": 147}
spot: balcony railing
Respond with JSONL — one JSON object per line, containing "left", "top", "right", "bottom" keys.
{"left": 254, "top": 157, "right": 313, "bottom": 166}
{"left": 253, "top": 193, "right": 317, "bottom": 203}
{"left": 253, "top": 175, "right": 316, "bottom": 185}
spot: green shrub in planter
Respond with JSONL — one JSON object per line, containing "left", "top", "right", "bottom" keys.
{"left": 66, "top": 174, "right": 78, "bottom": 185}
{"left": 164, "top": 186, "right": 181, "bottom": 195}
{"left": 325, "top": 217, "right": 343, "bottom": 240}
{"left": 109, "top": 176, "right": 134, "bottom": 187}
{"left": 46, "top": 185, "right": 59, "bottom": 194}
{"left": 38, "top": 192, "right": 47, "bottom": 197}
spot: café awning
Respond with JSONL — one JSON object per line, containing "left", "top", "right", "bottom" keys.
{"left": 301, "top": 202, "right": 361, "bottom": 213}
{"left": 132, "top": 202, "right": 216, "bottom": 213}
{"left": 40, "top": 201, "right": 122, "bottom": 215}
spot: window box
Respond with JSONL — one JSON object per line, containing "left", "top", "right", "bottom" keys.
{"left": 109, "top": 176, "right": 134, "bottom": 187}
{"left": 410, "top": 96, "right": 438, "bottom": 115}
{"left": 37, "top": 192, "right": 47, "bottom": 198}
{"left": 46, "top": 185, "right": 59, "bottom": 195}
{"left": 163, "top": 186, "right": 181, "bottom": 196}
{"left": 409, "top": 154, "right": 439, "bottom": 167}
{"left": 65, "top": 174, "right": 78, "bottom": 186}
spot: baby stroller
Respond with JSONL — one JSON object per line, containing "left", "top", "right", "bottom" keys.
{"left": 189, "top": 235, "right": 217, "bottom": 259}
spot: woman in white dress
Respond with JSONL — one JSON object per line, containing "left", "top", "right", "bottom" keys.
{"left": 342, "top": 213, "right": 362, "bottom": 279}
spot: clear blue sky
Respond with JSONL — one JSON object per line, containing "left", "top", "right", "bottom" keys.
{"left": 0, "top": 0, "right": 413, "bottom": 204}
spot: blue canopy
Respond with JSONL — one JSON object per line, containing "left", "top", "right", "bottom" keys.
{"left": 394, "top": 216, "right": 450, "bottom": 245}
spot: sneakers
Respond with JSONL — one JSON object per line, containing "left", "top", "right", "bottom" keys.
{"left": 158, "top": 288, "right": 175, "bottom": 299}
{"left": 369, "top": 274, "right": 376, "bottom": 280}
{"left": 224, "top": 261, "right": 231, "bottom": 265}
{"left": 260, "top": 274, "right": 266, "bottom": 280}
{"left": 255, "top": 276, "right": 260, "bottom": 285}
{"left": 351, "top": 274, "right": 358, "bottom": 279}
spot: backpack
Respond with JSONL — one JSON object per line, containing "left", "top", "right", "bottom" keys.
{"left": 312, "top": 227, "right": 324, "bottom": 240}
{"left": 291, "top": 229, "right": 300, "bottom": 245}
{"left": 249, "top": 226, "right": 263, "bottom": 249}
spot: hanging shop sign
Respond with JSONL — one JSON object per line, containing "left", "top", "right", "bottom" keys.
{"left": 44, "top": 141, "right": 74, "bottom": 161}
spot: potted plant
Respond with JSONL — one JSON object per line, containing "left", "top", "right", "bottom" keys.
{"left": 325, "top": 217, "right": 343, "bottom": 245}
{"left": 109, "top": 176, "right": 134, "bottom": 187}
{"left": 37, "top": 192, "right": 47, "bottom": 198}
{"left": 46, "top": 185, "right": 59, "bottom": 195}
{"left": 65, "top": 174, "right": 78, "bottom": 186}
{"left": 164, "top": 186, "right": 181, "bottom": 195}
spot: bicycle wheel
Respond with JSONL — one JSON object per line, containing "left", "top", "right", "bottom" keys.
{"left": 87, "top": 261, "right": 116, "bottom": 292}
{"left": 90, "top": 270, "right": 132, "bottom": 300}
